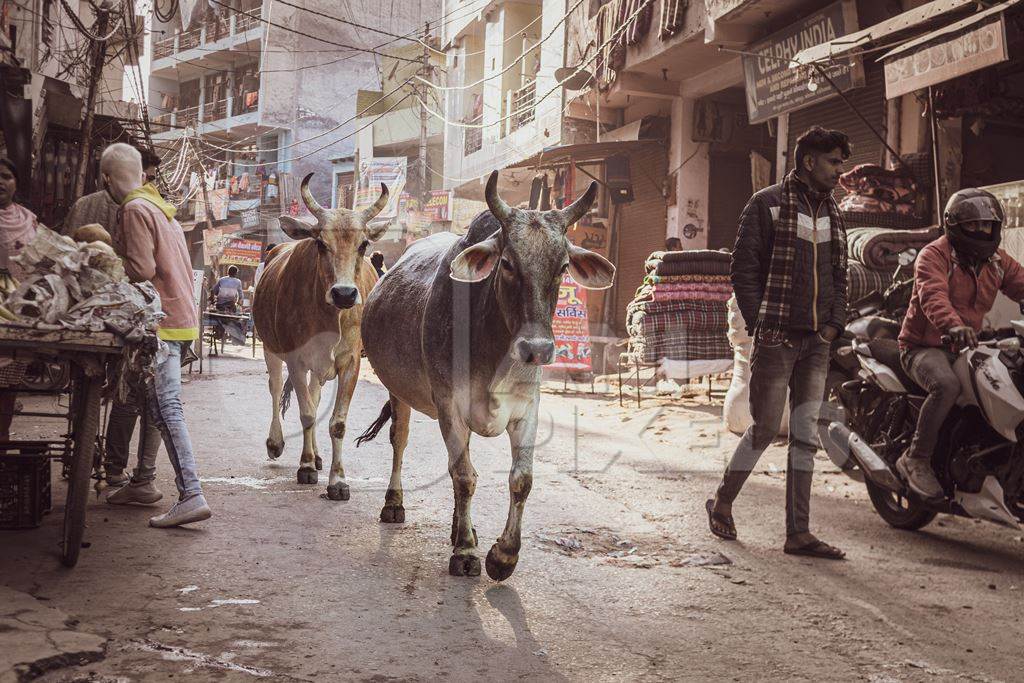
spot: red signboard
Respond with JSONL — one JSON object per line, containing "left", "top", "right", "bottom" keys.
{"left": 220, "top": 238, "right": 262, "bottom": 267}
{"left": 550, "top": 274, "right": 591, "bottom": 371}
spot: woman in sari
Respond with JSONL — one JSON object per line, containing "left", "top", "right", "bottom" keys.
{"left": 0, "top": 158, "right": 40, "bottom": 439}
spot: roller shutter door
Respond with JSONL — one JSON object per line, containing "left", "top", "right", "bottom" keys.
{"left": 787, "top": 68, "right": 886, "bottom": 198}
{"left": 612, "top": 146, "right": 668, "bottom": 335}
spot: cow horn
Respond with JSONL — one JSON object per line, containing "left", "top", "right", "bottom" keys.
{"left": 484, "top": 170, "right": 512, "bottom": 224}
{"left": 300, "top": 173, "right": 327, "bottom": 222}
{"left": 362, "top": 182, "right": 389, "bottom": 222}
{"left": 560, "top": 181, "right": 598, "bottom": 230}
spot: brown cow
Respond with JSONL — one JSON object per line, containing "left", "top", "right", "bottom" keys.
{"left": 253, "top": 173, "right": 388, "bottom": 500}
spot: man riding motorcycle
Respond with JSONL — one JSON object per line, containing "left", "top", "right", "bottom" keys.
{"left": 897, "top": 188, "right": 1024, "bottom": 500}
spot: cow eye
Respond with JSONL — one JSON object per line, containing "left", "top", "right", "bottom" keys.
{"left": 500, "top": 258, "right": 514, "bottom": 272}
{"left": 559, "top": 262, "right": 569, "bottom": 274}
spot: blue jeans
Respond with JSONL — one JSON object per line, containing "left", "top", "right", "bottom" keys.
{"left": 148, "top": 341, "right": 202, "bottom": 499}
{"left": 715, "top": 331, "right": 831, "bottom": 536}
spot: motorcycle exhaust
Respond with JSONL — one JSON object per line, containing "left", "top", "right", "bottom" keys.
{"left": 826, "top": 422, "right": 903, "bottom": 494}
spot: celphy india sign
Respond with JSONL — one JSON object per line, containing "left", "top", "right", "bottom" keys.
{"left": 742, "top": 0, "right": 862, "bottom": 124}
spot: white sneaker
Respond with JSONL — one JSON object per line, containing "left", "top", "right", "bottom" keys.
{"left": 149, "top": 494, "right": 211, "bottom": 528}
{"left": 107, "top": 480, "right": 163, "bottom": 505}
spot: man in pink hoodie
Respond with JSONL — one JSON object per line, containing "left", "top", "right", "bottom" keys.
{"left": 99, "top": 143, "right": 211, "bottom": 528}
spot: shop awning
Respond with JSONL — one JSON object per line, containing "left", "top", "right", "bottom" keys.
{"left": 506, "top": 140, "right": 662, "bottom": 169}
{"left": 791, "top": 0, "right": 976, "bottom": 66}
{"left": 880, "top": 0, "right": 1019, "bottom": 99}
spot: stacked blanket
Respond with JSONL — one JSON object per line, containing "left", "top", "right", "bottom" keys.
{"left": 627, "top": 250, "right": 733, "bottom": 367}
{"left": 844, "top": 227, "right": 938, "bottom": 306}
{"left": 847, "top": 227, "right": 942, "bottom": 270}
{"left": 838, "top": 164, "right": 918, "bottom": 216}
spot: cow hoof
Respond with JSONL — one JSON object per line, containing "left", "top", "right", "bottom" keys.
{"left": 326, "top": 482, "right": 350, "bottom": 501}
{"left": 266, "top": 439, "right": 283, "bottom": 460}
{"left": 296, "top": 469, "right": 318, "bottom": 485}
{"left": 485, "top": 545, "right": 518, "bottom": 582}
{"left": 380, "top": 505, "right": 405, "bottom": 524}
{"left": 448, "top": 554, "right": 481, "bottom": 577}
{"left": 315, "top": 455, "right": 323, "bottom": 471}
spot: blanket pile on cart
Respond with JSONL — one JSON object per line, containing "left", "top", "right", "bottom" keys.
{"left": 626, "top": 250, "right": 733, "bottom": 368}
{"left": 5, "top": 227, "right": 164, "bottom": 401}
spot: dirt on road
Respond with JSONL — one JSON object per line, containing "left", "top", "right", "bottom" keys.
{"left": 1, "top": 353, "right": 1022, "bottom": 682}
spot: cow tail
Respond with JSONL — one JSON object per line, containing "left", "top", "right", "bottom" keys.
{"left": 356, "top": 401, "right": 393, "bottom": 447}
{"left": 280, "top": 374, "right": 293, "bottom": 416}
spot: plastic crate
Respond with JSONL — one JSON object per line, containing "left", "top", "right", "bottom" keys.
{"left": 0, "top": 452, "right": 52, "bottom": 529}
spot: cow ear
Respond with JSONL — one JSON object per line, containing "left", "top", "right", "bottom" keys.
{"left": 450, "top": 231, "right": 501, "bottom": 282}
{"left": 365, "top": 218, "right": 390, "bottom": 242}
{"left": 567, "top": 243, "right": 615, "bottom": 289}
{"left": 279, "top": 215, "right": 320, "bottom": 241}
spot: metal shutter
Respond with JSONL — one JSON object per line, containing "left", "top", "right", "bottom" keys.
{"left": 788, "top": 68, "right": 887, "bottom": 194}
{"left": 612, "top": 146, "right": 668, "bottom": 335}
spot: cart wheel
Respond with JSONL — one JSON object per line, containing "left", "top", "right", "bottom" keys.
{"left": 61, "top": 375, "right": 101, "bottom": 568}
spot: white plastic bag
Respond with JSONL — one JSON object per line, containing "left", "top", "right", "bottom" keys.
{"left": 722, "top": 296, "right": 789, "bottom": 435}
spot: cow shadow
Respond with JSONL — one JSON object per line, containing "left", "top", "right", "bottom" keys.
{"left": 373, "top": 528, "right": 567, "bottom": 680}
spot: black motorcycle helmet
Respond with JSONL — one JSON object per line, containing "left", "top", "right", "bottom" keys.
{"left": 943, "top": 188, "right": 1004, "bottom": 263}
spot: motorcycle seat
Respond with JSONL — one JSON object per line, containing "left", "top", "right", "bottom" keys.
{"left": 862, "top": 338, "right": 926, "bottom": 395}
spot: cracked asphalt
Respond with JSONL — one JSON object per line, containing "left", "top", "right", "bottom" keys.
{"left": 1, "top": 351, "right": 1023, "bottom": 681}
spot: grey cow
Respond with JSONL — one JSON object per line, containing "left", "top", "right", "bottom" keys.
{"left": 357, "top": 170, "right": 615, "bottom": 581}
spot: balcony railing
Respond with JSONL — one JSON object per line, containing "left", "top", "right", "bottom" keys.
{"left": 179, "top": 26, "right": 201, "bottom": 51}
{"left": 232, "top": 90, "right": 259, "bottom": 116}
{"left": 463, "top": 115, "right": 482, "bottom": 155}
{"left": 204, "top": 98, "right": 228, "bottom": 121}
{"left": 151, "top": 9, "right": 262, "bottom": 61}
{"left": 235, "top": 9, "right": 261, "bottom": 34}
{"left": 508, "top": 80, "right": 536, "bottom": 134}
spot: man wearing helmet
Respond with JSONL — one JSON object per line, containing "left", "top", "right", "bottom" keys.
{"left": 898, "top": 188, "right": 1024, "bottom": 500}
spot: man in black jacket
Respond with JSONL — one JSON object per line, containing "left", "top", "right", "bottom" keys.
{"left": 707, "top": 126, "right": 850, "bottom": 560}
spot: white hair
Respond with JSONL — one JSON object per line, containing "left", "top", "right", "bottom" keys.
{"left": 100, "top": 143, "right": 144, "bottom": 202}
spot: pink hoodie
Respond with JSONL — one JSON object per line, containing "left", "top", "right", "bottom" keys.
{"left": 118, "top": 199, "right": 198, "bottom": 341}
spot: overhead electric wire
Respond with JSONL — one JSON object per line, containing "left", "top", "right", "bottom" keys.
{"left": 415, "top": 0, "right": 584, "bottom": 93}
{"left": 58, "top": 0, "right": 127, "bottom": 42}
{"left": 272, "top": 0, "right": 441, "bottom": 51}
{"left": 205, "top": 0, "right": 420, "bottom": 63}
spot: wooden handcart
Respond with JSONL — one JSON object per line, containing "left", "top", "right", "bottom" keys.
{"left": 0, "top": 325, "right": 122, "bottom": 567}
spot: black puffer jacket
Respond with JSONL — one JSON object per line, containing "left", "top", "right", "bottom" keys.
{"left": 731, "top": 180, "right": 848, "bottom": 336}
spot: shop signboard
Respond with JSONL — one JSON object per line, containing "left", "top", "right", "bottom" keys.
{"left": 220, "top": 238, "right": 263, "bottom": 267}
{"left": 355, "top": 157, "right": 406, "bottom": 222}
{"left": 203, "top": 227, "right": 224, "bottom": 266}
{"left": 550, "top": 274, "right": 592, "bottom": 372}
{"left": 742, "top": 0, "right": 862, "bottom": 124}
{"left": 883, "top": 14, "right": 1008, "bottom": 100}
{"left": 241, "top": 206, "right": 259, "bottom": 229}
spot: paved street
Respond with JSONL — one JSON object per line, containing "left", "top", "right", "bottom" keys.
{"left": 2, "top": 352, "right": 1023, "bottom": 681}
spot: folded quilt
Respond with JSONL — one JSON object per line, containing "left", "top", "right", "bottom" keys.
{"left": 647, "top": 259, "right": 732, "bottom": 277}
{"left": 846, "top": 226, "right": 941, "bottom": 269}
{"left": 645, "top": 274, "right": 731, "bottom": 285}
{"left": 848, "top": 260, "right": 897, "bottom": 304}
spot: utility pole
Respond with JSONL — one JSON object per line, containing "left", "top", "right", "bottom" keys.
{"left": 418, "top": 21, "right": 430, "bottom": 210}
{"left": 74, "top": 2, "right": 111, "bottom": 199}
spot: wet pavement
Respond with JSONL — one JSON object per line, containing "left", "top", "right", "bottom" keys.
{"left": 1, "top": 351, "right": 1022, "bottom": 681}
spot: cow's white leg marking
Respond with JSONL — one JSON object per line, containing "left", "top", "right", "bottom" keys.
{"left": 289, "top": 363, "right": 318, "bottom": 485}
{"left": 440, "top": 413, "right": 480, "bottom": 577}
{"left": 307, "top": 371, "right": 323, "bottom": 471}
{"left": 265, "top": 351, "right": 285, "bottom": 460}
{"left": 486, "top": 401, "right": 538, "bottom": 581}
{"left": 324, "top": 350, "right": 358, "bottom": 501}
{"left": 380, "top": 397, "right": 410, "bottom": 523}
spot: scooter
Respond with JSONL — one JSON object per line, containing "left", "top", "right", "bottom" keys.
{"left": 821, "top": 323, "right": 1024, "bottom": 530}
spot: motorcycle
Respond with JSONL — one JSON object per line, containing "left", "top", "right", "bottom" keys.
{"left": 821, "top": 324, "right": 1024, "bottom": 530}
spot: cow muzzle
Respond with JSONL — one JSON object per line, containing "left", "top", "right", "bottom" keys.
{"left": 513, "top": 337, "right": 555, "bottom": 365}
{"left": 329, "top": 285, "right": 360, "bottom": 309}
